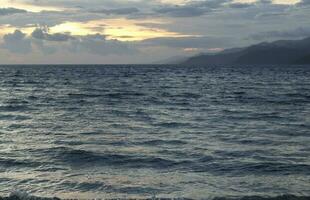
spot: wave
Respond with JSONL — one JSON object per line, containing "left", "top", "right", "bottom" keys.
{"left": 67, "top": 92, "right": 146, "bottom": 99}
{"left": 104, "top": 92, "right": 146, "bottom": 98}
{"left": 2, "top": 191, "right": 310, "bottom": 200}
{"left": 161, "top": 92, "right": 202, "bottom": 99}
{"left": 25, "top": 147, "right": 310, "bottom": 175}
{"left": 0, "top": 158, "right": 42, "bottom": 168}
{"left": 0, "top": 105, "right": 30, "bottom": 112}
{"left": 153, "top": 122, "right": 192, "bottom": 128}
{"left": 1, "top": 191, "right": 61, "bottom": 200}
{"left": 190, "top": 161, "right": 310, "bottom": 175}
{"left": 134, "top": 139, "right": 187, "bottom": 146}
{"left": 0, "top": 114, "right": 31, "bottom": 121}
{"left": 34, "top": 147, "right": 187, "bottom": 169}
{"left": 67, "top": 93, "right": 104, "bottom": 98}
{"left": 213, "top": 195, "right": 310, "bottom": 200}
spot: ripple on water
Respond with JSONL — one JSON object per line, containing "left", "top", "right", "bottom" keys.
{"left": 0, "top": 65, "right": 309, "bottom": 198}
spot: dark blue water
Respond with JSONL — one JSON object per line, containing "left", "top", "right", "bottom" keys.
{"left": 0, "top": 65, "right": 309, "bottom": 199}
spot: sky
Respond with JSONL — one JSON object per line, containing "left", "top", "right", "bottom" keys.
{"left": 0, "top": 0, "right": 309, "bottom": 64}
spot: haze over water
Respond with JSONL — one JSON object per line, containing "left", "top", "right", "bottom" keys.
{"left": 0, "top": 65, "right": 309, "bottom": 199}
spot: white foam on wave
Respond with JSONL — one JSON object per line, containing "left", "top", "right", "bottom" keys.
{"left": 10, "top": 190, "right": 32, "bottom": 200}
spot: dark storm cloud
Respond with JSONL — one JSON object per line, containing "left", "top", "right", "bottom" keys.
{"left": 0, "top": 8, "right": 27, "bottom": 15}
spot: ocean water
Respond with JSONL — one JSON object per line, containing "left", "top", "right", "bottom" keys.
{"left": 0, "top": 65, "right": 309, "bottom": 199}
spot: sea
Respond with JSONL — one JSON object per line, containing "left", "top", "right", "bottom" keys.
{"left": 0, "top": 65, "right": 309, "bottom": 199}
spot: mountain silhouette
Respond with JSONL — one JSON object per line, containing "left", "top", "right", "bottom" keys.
{"left": 182, "top": 37, "right": 310, "bottom": 65}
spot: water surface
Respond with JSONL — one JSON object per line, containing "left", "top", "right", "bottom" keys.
{"left": 0, "top": 65, "right": 309, "bottom": 199}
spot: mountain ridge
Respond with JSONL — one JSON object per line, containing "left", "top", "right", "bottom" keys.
{"left": 181, "top": 37, "right": 310, "bottom": 65}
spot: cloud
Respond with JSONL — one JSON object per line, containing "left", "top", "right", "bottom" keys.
{"left": 1, "top": 30, "right": 32, "bottom": 54}
{"left": 0, "top": 29, "right": 136, "bottom": 56}
{"left": 32, "top": 39, "right": 57, "bottom": 54}
{"left": 229, "top": 3, "right": 254, "bottom": 8}
{"left": 249, "top": 27, "right": 310, "bottom": 40}
{"left": 153, "top": 0, "right": 229, "bottom": 17}
{"left": 154, "top": 5, "right": 206, "bottom": 17}
{"left": 91, "top": 7, "right": 140, "bottom": 15}
{"left": 254, "top": 12, "right": 287, "bottom": 18}
{"left": 141, "top": 36, "right": 234, "bottom": 49}
{"left": 0, "top": 8, "right": 27, "bottom": 15}
{"left": 0, "top": 0, "right": 309, "bottom": 64}
{"left": 31, "top": 27, "right": 75, "bottom": 41}
{"left": 298, "top": 0, "right": 310, "bottom": 6}
{"left": 69, "top": 34, "right": 136, "bottom": 55}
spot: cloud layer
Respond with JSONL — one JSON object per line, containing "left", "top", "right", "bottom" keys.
{"left": 0, "top": 0, "right": 309, "bottom": 63}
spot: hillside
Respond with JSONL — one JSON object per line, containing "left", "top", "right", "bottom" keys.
{"left": 182, "top": 37, "right": 310, "bottom": 65}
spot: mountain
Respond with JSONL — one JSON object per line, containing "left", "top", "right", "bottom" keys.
{"left": 153, "top": 56, "right": 189, "bottom": 64}
{"left": 295, "top": 54, "right": 310, "bottom": 64}
{"left": 181, "top": 37, "right": 310, "bottom": 65}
